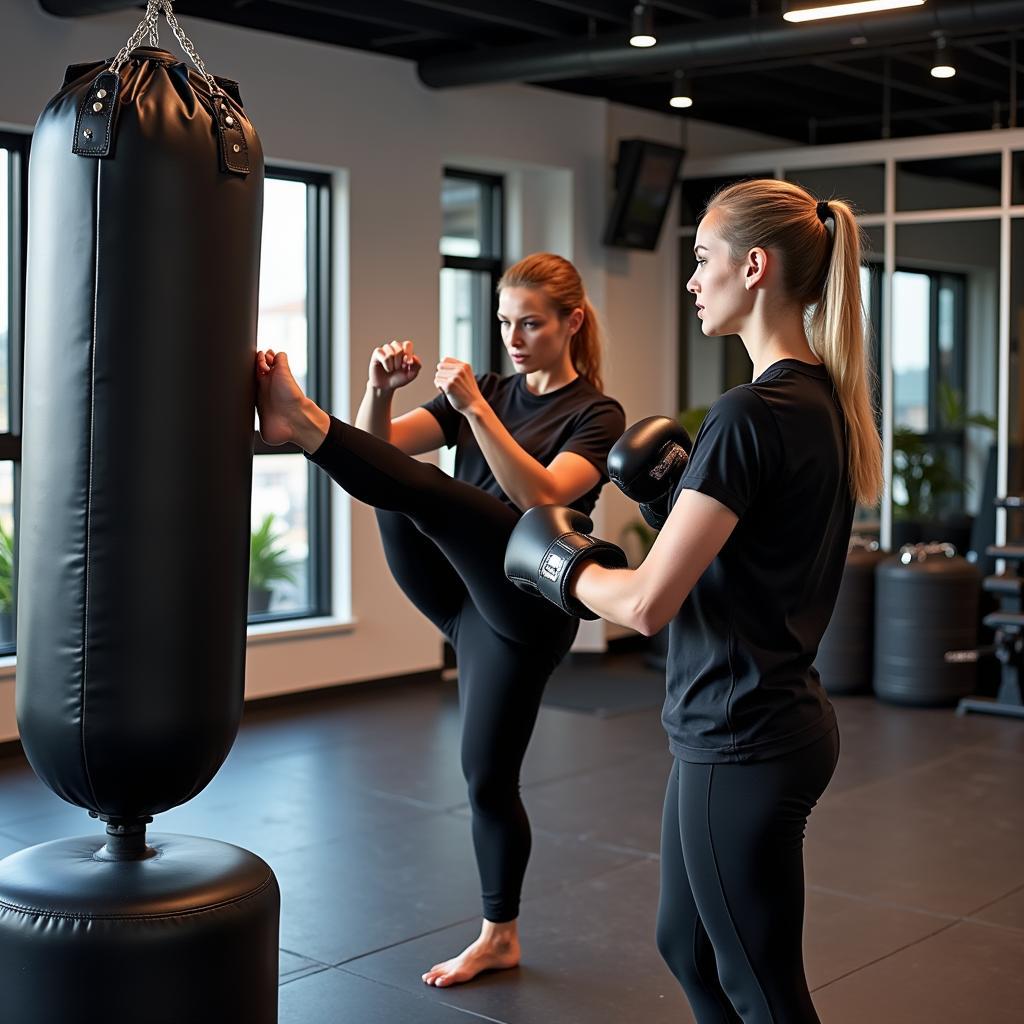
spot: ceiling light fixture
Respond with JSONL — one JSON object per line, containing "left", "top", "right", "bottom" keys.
{"left": 629, "top": 3, "right": 656, "bottom": 48}
{"left": 669, "top": 70, "right": 693, "bottom": 109}
{"left": 930, "top": 35, "right": 956, "bottom": 78}
{"left": 783, "top": 1, "right": 926, "bottom": 23}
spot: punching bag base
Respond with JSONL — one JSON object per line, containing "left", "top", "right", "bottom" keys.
{"left": 0, "top": 833, "right": 279, "bottom": 1023}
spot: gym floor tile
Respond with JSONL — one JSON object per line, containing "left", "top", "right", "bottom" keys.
{"left": 342, "top": 858, "right": 693, "bottom": 1024}
{"left": 967, "top": 883, "right": 1024, "bottom": 931}
{"left": 269, "top": 808, "right": 641, "bottom": 966}
{"left": 513, "top": 750, "right": 672, "bottom": 856}
{"left": 805, "top": 747, "right": 1024, "bottom": 917}
{"left": 811, "top": 919, "right": 1024, "bottom": 1024}
{"left": 826, "top": 695, "right": 1020, "bottom": 795}
{"left": 279, "top": 948, "right": 328, "bottom": 982}
{"left": 279, "top": 964, "right": 486, "bottom": 1023}
{"left": 803, "top": 888, "right": 951, "bottom": 989}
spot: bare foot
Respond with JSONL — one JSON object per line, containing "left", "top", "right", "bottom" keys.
{"left": 422, "top": 920, "right": 520, "bottom": 988}
{"left": 255, "top": 349, "right": 329, "bottom": 452}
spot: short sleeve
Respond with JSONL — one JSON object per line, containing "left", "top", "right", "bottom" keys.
{"left": 419, "top": 372, "right": 499, "bottom": 450}
{"left": 678, "top": 387, "right": 782, "bottom": 518}
{"left": 419, "top": 390, "right": 461, "bottom": 449}
{"left": 556, "top": 399, "right": 627, "bottom": 482}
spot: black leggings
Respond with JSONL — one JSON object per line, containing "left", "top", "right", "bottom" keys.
{"left": 656, "top": 727, "right": 839, "bottom": 1024}
{"left": 309, "top": 417, "right": 577, "bottom": 921}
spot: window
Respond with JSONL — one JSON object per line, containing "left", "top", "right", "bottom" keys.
{"left": 890, "top": 266, "right": 972, "bottom": 518}
{"left": 0, "top": 133, "right": 27, "bottom": 656}
{"left": 250, "top": 169, "right": 332, "bottom": 623}
{"left": 440, "top": 170, "right": 504, "bottom": 372}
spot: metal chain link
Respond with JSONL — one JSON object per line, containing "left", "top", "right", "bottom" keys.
{"left": 108, "top": 0, "right": 221, "bottom": 97}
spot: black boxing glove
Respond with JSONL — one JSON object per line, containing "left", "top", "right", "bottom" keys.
{"left": 608, "top": 416, "right": 691, "bottom": 531}
{"left": 504, "top": 505, "right": 628, "bottom": 619}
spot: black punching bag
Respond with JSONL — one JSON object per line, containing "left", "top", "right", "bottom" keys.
{"left": 18, "top": 48, "right": 259, "bottom": 822}
{"left": 0, "top": 6, "right": 279, "bottom": 1021}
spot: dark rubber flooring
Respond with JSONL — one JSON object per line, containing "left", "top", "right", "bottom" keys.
{"left": 0, "top": 651, "right": 1021, "bottom": 1023}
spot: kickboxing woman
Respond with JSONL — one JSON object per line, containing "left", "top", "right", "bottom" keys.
{"left": 506, "top": 181, "right": 884, "bottom": 1023}
{"left": 255, "top": 253, "right": 625, "bottom": 988}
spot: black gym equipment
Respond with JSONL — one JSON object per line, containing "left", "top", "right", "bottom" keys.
{"left": 952, "top": 496, "right": 1024, "bottom": 720}
{"left": 815, "top": 535, "right": 887, "bottom": 696}
{"left": 0, "top": 5, "right": 280, "bottom": 1020}
{"left": 874, "top": 543, "right": 981, "bottom": 707}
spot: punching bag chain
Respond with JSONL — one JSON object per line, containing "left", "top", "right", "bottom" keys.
{"left": 109, "top": 0, "right": 222, "bottom": 98}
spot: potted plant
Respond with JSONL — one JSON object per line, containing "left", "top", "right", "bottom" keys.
{"left": 248, "top": 513, "right": 297, "bottom": 615}
{"left": 0, "top": 521, "right": 12, "bottom": 646}
{"left": 891, "top": 383, "right": 996, "bottom": 550}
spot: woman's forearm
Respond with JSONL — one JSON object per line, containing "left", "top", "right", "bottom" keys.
{"left": 355, "top": 383, "right": 395, "bottom": 440}
{"left": 572, "top": 562, "right": 663, "bottom": 637}
{"left": 464, "top": 401, "right": 559, "bottom": 510}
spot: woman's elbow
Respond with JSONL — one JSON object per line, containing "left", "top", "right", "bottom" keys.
{"left": 631, "top": 594, "right": 676, "bottom": 637}
{"left": 630, "top": 600, "right": 660, "bottom": 638}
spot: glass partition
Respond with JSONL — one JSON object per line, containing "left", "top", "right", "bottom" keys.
{"left": 891, "top": 220, "right": 1000, "bottom": 554}
{"left": 1008, "top": 218, "right": 1024, "bottom": 543}
{"left": 896, "top": 154, "right": 1002, "bottom": 211}
{"left": 786, "top": 163, "right": 884, "bottom": 214}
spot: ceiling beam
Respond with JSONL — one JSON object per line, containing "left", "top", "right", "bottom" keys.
{"left": 39, "top": 0, "right": 140, "bottom": 13}
{"left": 418, "top": 0, "right": 1024, "bottom": 87}
{"left": 398, "top": 0, "right": 580, "bottom": 38}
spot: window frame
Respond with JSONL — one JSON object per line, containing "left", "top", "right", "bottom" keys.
{"left": 1, "top": 131, "right": 29, "bottom": 655}
{"left": 249, "top": 164, "right": 333, "bottom": 625}
{"left": 441, "top": 168, "right": 505, "bottom": 372}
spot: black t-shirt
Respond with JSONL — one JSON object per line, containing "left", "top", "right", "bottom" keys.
{"left": 421, "top": 373, "right": 625, "bottom": 517}
{"left": 664, "top": 358, "right": 854, "bottom": 763}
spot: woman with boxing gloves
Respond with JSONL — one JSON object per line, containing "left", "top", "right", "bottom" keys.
{"left": 506, "top": 180, "right": 883, "bottom": 1023}
{"left": 255, "top": 253, "right": 625, "bottom": 988}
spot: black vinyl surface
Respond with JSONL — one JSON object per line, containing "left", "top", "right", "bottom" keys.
{"left": 1, "top": 652, "right": 1022, "bottom": 1023}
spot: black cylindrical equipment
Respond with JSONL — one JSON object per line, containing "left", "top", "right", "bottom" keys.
{"left": 874, "top": 543, "right": 981, "bottom": 706}
{"left": 17, "top": 42, "right": 263, "bottom": 821}
{"left": 0, "top": 835, "right": 279, "bottom": 1021}
{"left": 816, "top": 536, "right": 887, "bottom": 695}
{"left": 0, "top": 6, "right": 278, "bottom": 1020}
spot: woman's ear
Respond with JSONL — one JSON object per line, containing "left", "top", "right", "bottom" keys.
{"left": 567, "top": 306, "right": 585, "bottom": 337}
{"left": 745, "top": 247, "right": 768, "bottom": 290}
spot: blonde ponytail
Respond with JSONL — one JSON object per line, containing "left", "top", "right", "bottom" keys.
{"left": 808, "top": 200, "right": 884, "bottom": 507}
{"left": 706, "top": 180, "right": 883, "bottom": 507}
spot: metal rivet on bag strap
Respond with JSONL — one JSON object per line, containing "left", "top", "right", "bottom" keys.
{"left": 92, "top": 102, "right": 104, "bottom": 113}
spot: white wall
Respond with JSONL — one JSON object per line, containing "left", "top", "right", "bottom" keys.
{"left": 0, "top": 3, "right": 782, "bottom": 740}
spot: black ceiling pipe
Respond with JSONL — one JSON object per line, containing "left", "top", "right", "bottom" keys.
{"left": 39, "top": 1, "right": 141, "bottom": 15}
{"left": 418, "top": 1, "right": 1024, "bottom": 88}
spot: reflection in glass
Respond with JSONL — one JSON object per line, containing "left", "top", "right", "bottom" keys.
{"left": 0, "top": 462, "right": 13, "bottom": 651}
{"left": 896, "top": 154, "right": 1002, "bottom": 212}
{"left": 440, "top": 267, "right": 492, "bottom": 369}
{"left": 258, "top": 178, "right": 308, "bottom": 392}
{"left": 442, "top": 176, "right": 498, "bottom": 259}
{"left": 0, "top": 149, "right": 8, "bottom": 434}
{"left": 250, "top": 455, "right": 311, "bottom": 617}
{"left": 1013, "top": 152, "right": 1024, "bottom": 206}
{"left": 786, "top": 164, "right": 884, "bottom": 214}
{"left": 892, "top": 221, "right": 999, "bottom": 554}
{"left": 1009, "top": 219, "right": 1024, "bottom": 543}
{"left": 679, "top": 173, "right": 772, "bottom": 226}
